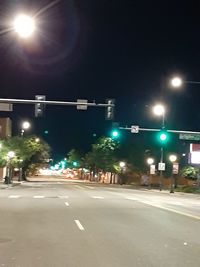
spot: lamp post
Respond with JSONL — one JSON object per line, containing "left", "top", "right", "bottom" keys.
{"left": 21, "top": 121, "right": 31, "bottom": 136}
{"left": 119, "top": 161, "right": 126, "bottom": 185}
{"left": 153, "top": 104, "right": 166, "bottom": 190}
{"left": 169, "top": 154, "right": 178, "bottom": 193}
{"left": 147, "top": 157, "right": 154, "bottom": 189}
{"left": 170, "top": 76, "right": 200, "bottom": 89}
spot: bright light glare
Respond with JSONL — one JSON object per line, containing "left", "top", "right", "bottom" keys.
{"left": 153, "top": 104, "right": 165, "bottom": 116}
{"left": 147, "top": 158, "right": 154, "bottom": 165}
{"left": 13, "top": 14, "right": 35, "bottom": 38}
{"left": 119, "top": 161, "right": 126, "bottom": 168}
{"left": 169, "top": 154, "right": 177, "bottom": 162}
{"left": 22, "top": 121, "right": 31, "bottom": 130}
{"left": 171, "top": 77, "right": 183, "bottom": 88}
{"left": 7, "top": 151, "right": 15, "bottom": 159}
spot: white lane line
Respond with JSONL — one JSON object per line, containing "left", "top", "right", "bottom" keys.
{"left": 33, "top": 196, "right": 45, "bottom": 199}
{"left": 75, "top": 185, "right": 84, "bottom": 190}
{"left": 126, "top": 197, "right": 200, "bottom": 221}
{"left": 65, "top": 202, "right": 69, "bottom": 206}
{"left": 86, "top": 186, "right": 94, "bottom": 189}
{"left": 8, "top": 195, "right": 21, "bottom": 199}
{"left": 125, "top": 197, "right": 139, "bottom": 201}
{"left": 92, "top": 196, "right": 104, "bottom": 199}
{"left": 74, "top": 220, "right": 85, "bottom": 231}
{"left": 58, "top": 195, "right": 69, "bottom": 199}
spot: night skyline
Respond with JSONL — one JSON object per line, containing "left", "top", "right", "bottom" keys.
{"left": 0, "top": 0, "right": 200, "bottom": 158}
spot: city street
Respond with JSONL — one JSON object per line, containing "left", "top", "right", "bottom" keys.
{"left": 0, "top": 181, "right": 200, "bottom": 267}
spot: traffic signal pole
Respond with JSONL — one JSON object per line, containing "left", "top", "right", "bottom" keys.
{"left": 0, "top": 98, "right": 114, "bottom": 108}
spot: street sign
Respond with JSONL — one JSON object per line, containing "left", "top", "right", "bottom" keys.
{"left": 150, "top": 164, "right": 156, "bottom": 175}
{"left": 77, "top": 99, "right": 88, "bottom": 110}
{"left": 131, "top": 125, "right": 139, "bottom": 133}
{"left": 179, "top": 133, "right": 200, "bottom": 141}
{"left": 172, "top": 163, "right": 179, "bottom": 174}
{"left": 158, "top": 162, "right": 165, "bottom": 171}
{"left": 0, "top": 103, "right": 13, "bottom": 111}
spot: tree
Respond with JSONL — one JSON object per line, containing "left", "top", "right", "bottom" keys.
{"left": 67, "top": 149, "right": 82, "bottom": 168}
{"left": 0, "top": 136, "right": 51, "bottom": 179}
{"left": 84, "top": 137, "right": 119, "bottom": 181}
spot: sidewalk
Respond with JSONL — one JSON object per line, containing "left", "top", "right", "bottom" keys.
{"left": 0, "top": 180, "right": 23, "bottom": 189}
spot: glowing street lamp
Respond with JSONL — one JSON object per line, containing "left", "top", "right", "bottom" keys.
{"left": 169, "top": 154, "right": 178, "bottom": 193}
{"left": 169, "top": 154, "right": 177, "bottom": 163}
{"left": 147, "top": 157, "right": 154, "bottom": 165}
{"left": 171, "top": 77, "right": 183, "bottom": 88}
{"left": 153, "top": 103, "right": 166, "bottom": 191}
{"left": 21, "top": 121, "right": 31, "bottom": 136}
{"left": 119, "top": 161, "right": 126, "bottom": 168}
{"left": 13, "top": 14, "right": 35, "bottom": 38}
{"left": 7, "top": 151, "right": 15, "bottom": 159}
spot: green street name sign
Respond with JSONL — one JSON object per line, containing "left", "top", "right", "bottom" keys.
{"left": 179, "top": 133, "right": 200, "bottom": 141}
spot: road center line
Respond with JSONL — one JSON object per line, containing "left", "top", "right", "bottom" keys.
{"left": 58, "top": 195, "right": 69, "bottom": 199}
{"left": 33, "top": 196, "right": 45, "bottom": 199}
{"left": 65, "top": 202, "right": 69, "bottom": 206}
{"left": 74, "top": 220, "right": 85, "bottom": 231}
{"left": 9, "top": 195, "right": 21, "bottom": 199}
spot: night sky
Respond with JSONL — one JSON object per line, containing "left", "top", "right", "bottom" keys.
{"left": 0, "top": 0, "right": 200, "bottom": 159}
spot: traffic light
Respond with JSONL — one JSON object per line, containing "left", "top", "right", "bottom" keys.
{"left": 35, "top": 95, "right": 46, "bottom": 117}
{"left": 111, "top": 129, "right": 120, "bottom": 139}
{"left": 105, "top": 99, "right": 115, "bottom": 120}
{"left": 72, "top": 161, "right": 78, "bottom": 167}
{"left": 157, "top": 130, "right": 169, "bottom": 144}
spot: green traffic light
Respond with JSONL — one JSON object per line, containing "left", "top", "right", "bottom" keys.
{"left": 73, "top": 161, "right": 78, "bottom": 167}
{"left": 112, "top": 130, "right": 119, "bottom": 137}
{"left": 157, "top": 130, "right": 169, "bottom": 144}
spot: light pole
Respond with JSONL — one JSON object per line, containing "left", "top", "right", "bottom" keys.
{"left": 169, "top": 154, "right": 177, "bottom": 193}
{"left": 21, "top": 121, "right": 31, "bottom": 136}
{"left": 153, "top": 104, "right": 166, "bottom": 190}
{"left": 119, "top": 161, "right": 126, "bottom": 185}
{"left": 147, "top": 157, "right": 154, "bottom": 189}
{"left": 170, "top": 76, "right": 200, "bottom": 89}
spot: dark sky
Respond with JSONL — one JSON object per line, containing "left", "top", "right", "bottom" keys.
{"left": 1, "top": 0, "right": 200, "bottom": 159}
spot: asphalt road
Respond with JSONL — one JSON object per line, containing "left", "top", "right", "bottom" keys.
{"left": 0, "top": 181, "right": 200, "bottom": 267}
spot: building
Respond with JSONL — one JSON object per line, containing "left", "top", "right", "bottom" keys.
{"left": 0, "top": 117, "right": 12, "bottom": 180}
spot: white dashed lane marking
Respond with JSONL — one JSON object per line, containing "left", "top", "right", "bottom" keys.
{"left": 65, "top": 202, "right": 69, "bottom": 206}
{"left": 33, "top": 196, "right": 45, "bottom": 199}
{"left": 74, "top": 220, "right": 85, "bottom": 231}
{"left": 8, "top": 195, "right": 21, "bottom": 199}
{"left": 92, "top": 196, "right": 104, "bottom": 199}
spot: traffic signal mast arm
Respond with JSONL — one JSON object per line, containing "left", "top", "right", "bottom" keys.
{"left": 0, "top": 98, "right": 114, "bottom": 108}
{"left": 119, "top": 126, "right": 200, "bottom": 135}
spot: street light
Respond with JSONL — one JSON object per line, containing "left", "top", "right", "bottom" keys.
{"left": 169, "top": 154, "right": 177, "bottom": 193}
{"left": 153, "top": 104, "right": 166, "bottom": 191}
{"left": 119, "top": 161, "right": 126, "bottom": 185}
{"left": 152, "top": 104, "right": 165, "bottom": 128}
{"left": 13, "top": 14, "right": 35, "bottom": 38}
{"left": 170, "top": 76, "right": 200, "bottom": 88}
{"left": 147, "top": 157, "right": 154, "bottom": 165}
{"left": 21, "top": 121, "right": 31, "bottom": 136}
{"left": 171, "top": 77, "right": 183, "bottom": 88}
{"left": 147, "top": 157, "right": 154, "bottom": 189}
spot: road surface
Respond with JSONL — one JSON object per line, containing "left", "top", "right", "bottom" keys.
{"left": 0, "top": 181, "right": 200, "bottom": 267}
